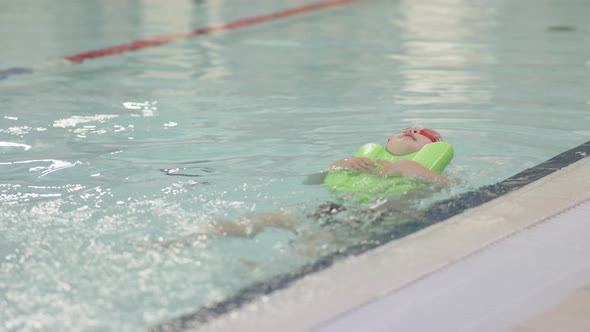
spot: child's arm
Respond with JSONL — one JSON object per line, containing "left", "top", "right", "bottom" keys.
{"left": 328, "top": 157, "right": 377, "bottom": 173}
{"left": 376, "top": 159, "right": 449, "bottom": 184}
{"left": 303, "top": 157, "right": 378, "bottom": 185}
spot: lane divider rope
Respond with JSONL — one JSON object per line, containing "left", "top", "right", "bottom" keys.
{"left": 0, "top": 0, "right": 363, "bottom": 80}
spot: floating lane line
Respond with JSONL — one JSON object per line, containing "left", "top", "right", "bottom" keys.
{"left": 0, "top": 67, "right": 33, "bottom": 80}
{"left": 0, "top": 0, "right": 363, "bottom": 80}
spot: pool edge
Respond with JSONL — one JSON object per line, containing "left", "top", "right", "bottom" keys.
{"left": 192, "top": 153, "right": 590, "bottom": 332}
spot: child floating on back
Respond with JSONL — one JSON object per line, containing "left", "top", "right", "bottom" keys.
{"left": 145, "top": 126, "right": 454, "bottom": 244}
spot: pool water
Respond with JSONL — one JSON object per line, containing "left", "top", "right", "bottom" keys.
{"left": 1, "top": 0, "right": 590, "bottom": 331}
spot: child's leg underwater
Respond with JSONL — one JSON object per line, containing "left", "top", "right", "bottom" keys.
{"left": 209, "top": 212, "right": 296, "bottom": 237}
{"left": 133, "top": 212, "right": 297, "bottom": 248}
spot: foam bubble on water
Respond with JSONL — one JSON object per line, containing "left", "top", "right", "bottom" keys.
{"left": 122, "top": 101, "right": 158, "bottom": 117}
{"left": 0, "top": 126, "right": 32, "bottom": 136}
{"left": 53, "top": 115, "right": 118, "bottom": 128}
{"left": 0, "top": 141, "right": 32, "bottom": 150}
{"left": 28, "top": 159, "right": 82, "bottom": 177}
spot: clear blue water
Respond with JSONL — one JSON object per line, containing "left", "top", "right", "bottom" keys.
{"left": 1, "top": 0, "right": 590, "bottom": 330}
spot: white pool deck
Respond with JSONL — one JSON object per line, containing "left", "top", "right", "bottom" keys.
{"left": 195, "top": 155, "right": 590, "bottom": 332}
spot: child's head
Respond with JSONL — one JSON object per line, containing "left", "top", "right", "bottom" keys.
{"left": 385, "top": 126, "right": 443, "bottom": 156}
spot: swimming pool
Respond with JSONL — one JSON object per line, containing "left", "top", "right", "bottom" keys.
{"left": 1, "top": 0, "right": 589, "bottom": 331}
